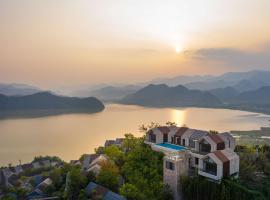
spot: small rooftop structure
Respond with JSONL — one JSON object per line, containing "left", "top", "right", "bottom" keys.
{"left": 82, "top": 154, "right": 108, "bottom": 175}
{"left": 104, "top": 138, "right": 125, "bottom": 147}
{"left": 85, "top": 182, "right": 126, "bottom": 200}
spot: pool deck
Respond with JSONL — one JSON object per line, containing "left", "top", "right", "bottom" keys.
{"left": 156, "top": 143, "right": 186, "bottom": 151}
{"left": 151, "top": 142, "right": 187, "bottom": 154}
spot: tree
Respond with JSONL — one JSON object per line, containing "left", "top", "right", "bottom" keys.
{"left": 122, "top": 133, "right": 142, "bottom": 152}
{"left": 78, "top": 189, "right": 88, "bottom": 200}
{"left": 139, "top": 122, "right": 160, "bottom": 133}
{"left": 209, "top": 130, "right": 219, "bottom": 135}
{"left": 121, "top": 136, "right": 171, "bottom": 200}
{"left": 95, "top": 146, "right": 105, "bottom": 154}
{"left": 64, "top": 167, "right": 87, "bottom": 199}
{"left": 1, "top": 196, "right": 17, "bottom": 200}
{"left": 180, "top": 175, "right": 265, "bottom": 200}
{"left": 96, "top": 161, "right": 120, "bottom": 191}
{"left": 120, "top": 183, "right": 141, "bottom": 200}
{"left": 166, "top": 121, "right": 177, "bottom": 126}
{"left": 104, "top": 145, "right": 124, "bottom": 166}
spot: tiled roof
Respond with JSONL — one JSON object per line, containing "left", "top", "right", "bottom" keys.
{"left": 22, "top": 163, "right": 33, "bottom": 170}
{"left": 213, "top": 150, "right": 229, "bottom": 163}
{"left": 85, "top": 182, "right": 126, "bottom": 200}
{"left": 189, "top": 130, "right": 208, "bottom": 140}
{"left": 175, "top": 127, "right": 189, "bottom": 137}
{"left": 221, "top": 148, "right": 239, "bottom": 160}
{"left": 85, "top": 182, "right": 98, "bottom": 195}
{"left": 115, "top": 138, "right": 124, "bottom": 144}
{"left": 208, "top": 134, "right": 224, "bottom": 144}
{"left": 105, "top": 140, "right": 116, "bottom": 146}
{"left": 104, "top": 191, "right": 126, "bottom": 200}
{"left": 157, "top": 126, "right": 170, "bottom": 133}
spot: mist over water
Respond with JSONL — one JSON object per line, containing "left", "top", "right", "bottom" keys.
{"left": 0, "top": 104, "right": 269, "bottom": 166}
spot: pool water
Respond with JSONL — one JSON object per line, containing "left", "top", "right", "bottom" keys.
{"left": 156, "top": 143, "right": 186, "bottom": 151}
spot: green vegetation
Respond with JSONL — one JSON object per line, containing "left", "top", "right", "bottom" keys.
{"left": 64, "top": 167, "right": 87, "bottom": 199}
{"left": 33, "top": 155, "right": 63, "bottom": 163}
{"left": 96, "top": 161, "right": 120, "bottom": 191}
{"left": 120, "top": 134, "right": 172, "bottom": 200}
{"left": 231, "top": 129, "right": 270, "bottom": 145}
{"left": 180, "top": 176, "right": 265, "bottom": 200}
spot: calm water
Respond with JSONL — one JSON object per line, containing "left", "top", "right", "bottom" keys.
{"left": 0, "top": 104, "right": 269, "bottom": 166}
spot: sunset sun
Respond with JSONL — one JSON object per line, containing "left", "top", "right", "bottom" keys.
{"left": 175, "top": 46, "right": 182, "bottom": 54}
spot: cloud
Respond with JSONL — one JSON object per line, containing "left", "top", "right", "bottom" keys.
{"left": 185, "top": 45, "right": 270, "bottom": 69}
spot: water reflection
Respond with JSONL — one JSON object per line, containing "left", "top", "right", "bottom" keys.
{"left": 171, "top": 109, "right": 186, "bottom": 126}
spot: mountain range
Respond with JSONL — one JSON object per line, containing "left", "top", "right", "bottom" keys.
{"left": 143, "top": 70, "right": 270, "bottom": 92}
{"left": 69, "top": 70, "right": 270, "bottom": 101}
{"left": 184, "top": 70, "right": 270, "bottom": 91}
{"left": 119, "top": 84, "right": 222, "bottom": 107}
{"left": 119, "top": 83, "right": 270, "bottom": 114}
{"left": 2, "top": 70, "right": 270, "bottom": 114}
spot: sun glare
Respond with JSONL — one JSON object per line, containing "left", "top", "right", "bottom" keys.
{"left": 175, "top": 46, "right": 182, "bottom": 54}
{"left": 172, "top": 109, "right": 186, "bottom": 126}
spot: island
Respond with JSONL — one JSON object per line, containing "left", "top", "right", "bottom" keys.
{"left": 0, "top": 92, "right": 105, "bottom": 118}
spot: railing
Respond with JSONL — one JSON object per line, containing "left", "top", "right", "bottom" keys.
{"left": 199, "top": 167, "right": 217, "bottom": 176}
{"left": 165, "top": 151, "right": 185, "bottom": 160}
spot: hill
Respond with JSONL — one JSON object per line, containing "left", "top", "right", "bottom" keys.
{"left": 119, "top": 84, "right": 222, "bottom": 107}
{"left": 90, "top": 85, "right": 141, "bottom": 102}
{"left": 208, "top": 87, "right": 239, "bottom": 102}
{"left": 0, "top": 92, "right": 105, "bottom": 113}
{"left": 230, "top": 86, "right": 270, "bottom": 105}
{"left": 149, "top": 70, "right": 270, "bottom": 92}
{"left": 0, "top": 83, "right": 42, "bottom": 96}
{"left": 185, "top": 70, "right": 270, "bottom": 91}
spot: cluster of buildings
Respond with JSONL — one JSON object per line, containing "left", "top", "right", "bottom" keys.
{"left": 0, "top": 159, "right": 61, "bottom": 199}
{"left": 145, "top": 126, "right": 239, "bottom": 200}
{"left": 0, "top": 159, "right": 59, "bottom": 188}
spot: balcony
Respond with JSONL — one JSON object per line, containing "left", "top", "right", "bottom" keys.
{"left": 199, "top": 167, "right": 217, "bottom": 176}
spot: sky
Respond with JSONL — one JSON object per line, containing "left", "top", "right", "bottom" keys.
{"left": 0, "top": 0, "right": 270, "bottom": 89}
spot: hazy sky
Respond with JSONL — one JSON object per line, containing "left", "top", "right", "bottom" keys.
{"left": 1, "top": 0, "right": 270, "bottom": 88}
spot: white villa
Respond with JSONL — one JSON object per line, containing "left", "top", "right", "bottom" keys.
{"left": 145, "top": 126, "right": 239, "bottom": 200}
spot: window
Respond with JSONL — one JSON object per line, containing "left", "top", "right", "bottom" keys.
{"left": 166, "top": 161, "right": 175, "bottom": 170}
{"left": 182, "top": 139, "right": 185, "bottom": 146}
{"left": 163, "top": 133, "right": 168, "bottom": 143}
{"left": 199, "top": 140, "right": 211, "bottom": 153}
{"left": 195, "top": 157, "right": 199, "bottom": 165}
{"left": 177, "top": 137, "right": 181, "bottom": 145}
{"left": 149, "top": 133, "right": 156, "bottom": 143}
{"left": 203, "top": 158, "right": 217, "bottom": 176}
{"left": 189, "top": 139, "right": 195, "bottom": 148}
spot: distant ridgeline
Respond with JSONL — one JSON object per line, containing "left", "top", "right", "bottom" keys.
{"left": 118, "top": 84, "right": 270, "bottom": 114}
{"left": 119, "top": 84, "right": 222, "bottom": 107}
{"left": 0, "top": 92, "right": 105, "bottom": 117}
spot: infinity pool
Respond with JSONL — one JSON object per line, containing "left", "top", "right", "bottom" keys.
{"left": 156, "top": 143, "right": 186, "bottom": 151}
